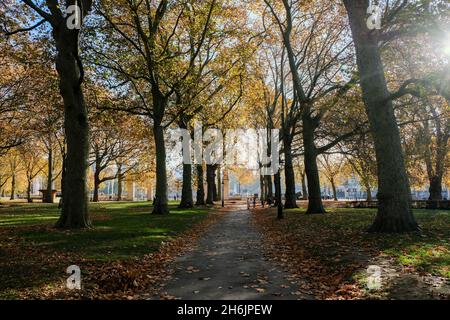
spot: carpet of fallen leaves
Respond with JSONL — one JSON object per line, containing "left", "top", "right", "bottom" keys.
{"left": 251, "top": 209, "right": 370, "bottom": 299}
{"left": 0, "top": 211, "right": 224, "bottom": 300}
{"left": 251, "top": 207, "right": 450, "bottom": 300}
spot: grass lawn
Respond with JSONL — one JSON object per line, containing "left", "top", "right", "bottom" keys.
{"left": 0, "top": 201, "right": 208, "bottom": 260}
{"left": 253, "top": 206, "right": 450, "bottom": 299}
{"left": 0, "top": 201, "right": 212, "bottom": 299}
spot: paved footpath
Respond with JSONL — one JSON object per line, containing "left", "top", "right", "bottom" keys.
{"left": 160, "top": 203, "right": 310, "bottom": 300}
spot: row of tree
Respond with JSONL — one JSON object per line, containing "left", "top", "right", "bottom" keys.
{"left": 1, "top": 0, "right": 449, "bottom": 233}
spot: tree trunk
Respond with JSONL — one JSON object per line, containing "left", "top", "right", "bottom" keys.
{"left": 59, "top": 153, "right": 66, "bottom": 209}
{"left": 429, "top": 175, "right": 442, "bottom": 201}
{"left": 265, "top": 175, "right": 273, "bottom": 201}
{"left": 206, "top": 164, "right": 216, "bottom": 205}
{"left": 274, "top": 171, "right": 281, "bottom": 207}
{"left": 217, "top": 166, "right": 222, "bottom": 201}
{"left": 27, "top": 180, "right": 32, "bottom": 203}
{"left": 301, "top": 171, "right": 308, "bottom": 200}
{"left": 330, "top": 178, "right": 338, "bottom": 201}
{"left": 259, "top": 174, "right": 265, "bottom": 201}
{"left": 179, "top": 163, "right": 194, "bottom": 208}
{"left": 179, "top": 120, "right": 194, "bottom": 209}
{"left": 93, "top": 172, "right": 100, "bottom": 202}
{"left": 275, "top": 171, "right": 283, "bottom": 219}
{"left": 44, "top": 146, "right": 53, "bottom": 203}
{"left": 196, "top": 164, "right": 205, "bottom": 205}
{"left": 117, "top": 166, "right": 123, "bottom": 201}
{"left": 10, "top": 174, "right": 15, "bottom": 200}
{"left": 152, "top": 124, "right": 169, "bottom": 215}
{"left": 283, "top": 139, "right": 298, "bottom": 208}
{"left": 54, "top": 30, "right": 90, "bottom": 229}
{"left": 344, "top": 0, "right": 418, "bottom": 233}
{"left": 213, "top": 170, "right": 219, "bottom": 202}
{"left": 303, "top": 115, "right": 325, "bottom": 214}
{"left": 365, "top": 184, "right": 373, "bottom": 202}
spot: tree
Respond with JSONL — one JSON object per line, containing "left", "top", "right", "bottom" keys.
{"left": 343, "top": 0, "right": 419, "bottom": 232}
{"left": 3, "top": 0, "right": 94, "bottom": 228}
{"left": 169, "top": 10, "right": 248, "bottom": 208}
{"left": 0, "top": 159, "right": 11, "bottom": 197}
{"left": 319, "top": 154, "right": 344, "bottom": 201}
{"left": 416, "top": 100, "right": 449, "bottom": 200}
{"left": 28, "top": 57, "right": 64, "bottom": 204}
{"left": 258, "top": 44, "right": 300, "bottom": 208}
{"left": 341, "top": 133, "right": 378, "bottom": 202}
{"left": 95, "top": 0, "right": 222, "bottom": 214}
{"left": 18, "top": 141, "right": 45, "bottom": 203}
{"left": 6, "top": 151, "right": 20, "bottom": 200}
{"left": 263, "top": 0, "right": 358, "bottom": 213}
{"left": 382, "top": 32, "right": 449, "bottom": 201}
{"left": 89, "top": 108, "right": 145, "bottom": 202}
{"left": 0, "top": 26, "right": 35, "bottom": 155}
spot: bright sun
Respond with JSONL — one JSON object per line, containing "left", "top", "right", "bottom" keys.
{"left": 442, "top": 33, "right": 450, "bottom": 56}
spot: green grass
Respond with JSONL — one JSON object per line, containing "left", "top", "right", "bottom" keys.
{"left": 0, "top": 203, "right": 60, "bottom": 226}
{"left": 0, "top": 201, "right": 212, "bottom": 299}
{"left": 0, "top": 201, "right": 209, "bottom": 261}
{"left": 283, "top": 207, "right": 450, "bottom": 279}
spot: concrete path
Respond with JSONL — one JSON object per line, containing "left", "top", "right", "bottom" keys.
{"left": 161, "top": 203, "right": 307, "bottom": 300}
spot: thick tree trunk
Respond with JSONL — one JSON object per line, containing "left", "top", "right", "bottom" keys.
{"left": 10, "top": 174, "right": 15, "bottom": 200}
{"left": 152, "top": 124, "right": 169, "bottom": 215}
{"left": 44, "top": 146, "right": 53, "bottom": 203}
{"left": 429, "top": 176, "right": 443, "bottom": 201}
{"left": 303, "top": 116, "right": 325, "bottom": 214}
{"left": 301, "top": 171, "right": 308, "bottom": 200}
{"left": 54, "top": 31, "right": 90, "bottom": 229}
{"left": 283, "top": 139, "right": 298, "bottom": 208}
{"left": 344, "top": 0, "right": 418, "bottom": 233}
{"left": 196, "top": 164, "right": 206, "bottom": 205}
